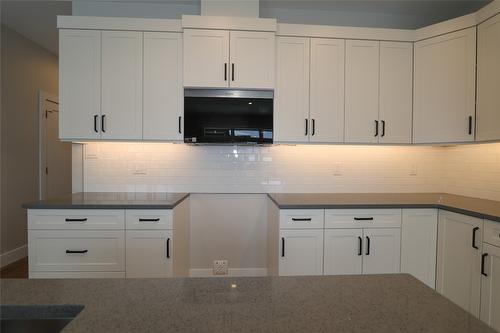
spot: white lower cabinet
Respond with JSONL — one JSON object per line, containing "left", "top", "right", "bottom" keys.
{"left": 279, "top": 229, "right": 324, "bottom": 276}
{"left": 362, "top": 228, "right": 401, "bottom": 274}
{"left": 480, "top": 243, "right": 500, "bottom": 331}
{"left": 126, "top": 230, "right": 173, "bottom": 278}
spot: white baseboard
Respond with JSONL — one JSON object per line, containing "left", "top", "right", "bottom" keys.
{"left": 0, "top": 244, "right": 27, "bottom": 268}
{"left": 189, "top": 267, "right": 268, "bottom": 278}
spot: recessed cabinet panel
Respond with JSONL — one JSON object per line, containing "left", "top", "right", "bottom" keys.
{"left": 324, "top": 228, "right": 363, "bottom": 275}
{"left": 279, "top": 229, "right": 324, "bottom": 276}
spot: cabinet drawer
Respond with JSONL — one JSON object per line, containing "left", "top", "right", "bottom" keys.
{"left": 279, "top": 209, "right": 324, "bottom": 229}
{"left": 484, "top": 219, "right": 500, "bottom": 247}
{"left": 28, "top": 230, "right": 125, "bottom": 272}
{"left": 325, "top": 209, "right": 401, "bottom": 228}
{"left": 28, "top": 209, "right": 125, "bottom": 230}
{"left": 125, "top": 210, "right": 172, "bottom": 230}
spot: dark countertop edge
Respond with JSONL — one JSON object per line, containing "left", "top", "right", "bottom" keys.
{"left": 22, "top": 193, "right": 190, "bottom": 210}
{"left": 266, "top": 194, "right": 500, "bottom": 223}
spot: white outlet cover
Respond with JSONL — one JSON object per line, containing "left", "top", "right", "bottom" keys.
{"left": 213, "top": 260, "right": 228, "bottom": 275}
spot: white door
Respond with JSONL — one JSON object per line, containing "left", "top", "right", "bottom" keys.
{"left": 59, "top": 29, "right": 101, "bottom": 140}
{"left": 143, "top": 32, "right": 183, "bottom": 141}
{"left": 279, "top": 229, "right": 323, "bottom": 276}
{"left": 101, "top": 31, "right": 143, "bottom": 140}
{"left": 413, "top": 28, "right": 476, "bottom": 143}
{"left": 379, "top": 42, "right": 413, "bottom": 144}
{"left": 309, "top": 38, "right": 345, "bottom": 143}
{"left": 324, "top": 229, "right": 363, "bottom": 275}
{"left": 362, "top": 228, "right": 401, "bottom": 274}
{"left": 229, "top": 31, "right": 275, "bottom": 89}
{"left": 480, "top": 243, "right": 500, "bottom": 331}
{"left": 345, "top": 40, "right": 380, "bottom": 143}
{"left": 126, "top": 230, "right": 173, "bottom": 278}
{"left": 437, "top": 210, "right": 482, "bottom": 317}
{"left": 183, "top": 29, "right": 229, "bottom": 88}
{"left": 401, "top": 209, "right": 438, "bottom": 289}
{"left": 477, "top": 13, "right": 500, "bottom": 142}
{"left": 274, "top": 37, "right": 310, "bottom": 143}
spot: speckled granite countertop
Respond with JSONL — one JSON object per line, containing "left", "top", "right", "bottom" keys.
{"left": 22, "top": 192, "right": 189, "bottom": 209}
{"left": 268, "top": 193, "right": 500, "bottom": 222}
{"left": 0, "top": 274, "right": 494, "bottom": 333}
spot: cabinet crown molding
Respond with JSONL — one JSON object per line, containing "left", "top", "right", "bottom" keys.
{"left": 181, "top": 15, "right": 277, "bottom": 32}
{"left": 57, "top": 15, "right": 182, "bottom": 32}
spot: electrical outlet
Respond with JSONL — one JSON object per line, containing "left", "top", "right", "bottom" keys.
{"left": 213, "top": 260, "right": 228, "bottom": 275}
{"left": 409, "top": 163, "right": 418, "bottom": 176}
{"left": 333, "top": 162, "right": 343, "bottom": 176}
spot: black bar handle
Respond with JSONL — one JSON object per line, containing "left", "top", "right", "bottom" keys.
{"left": 305, "top": 119, "right": 308, "bottom": 136}
{"left": 94, "top": 115, "right": 98, "bottom": 133}
{"left": 292, "top": 218, "right": 312, "bottom": 222}
{"left": 354, "top": 217, "right": 374, "bottom": 221}
{"left": 381, "top": 120, "right": 385, "bottom": 137}
{"left": 468, "top": 116, "right": 473, "bottom": 135}
{"left": 65, "top": 218, "right": 87, "bottom": 222}
{"left": 101, "top": 115, "right": 106, "bottom": 133}
{"left": 66, "top": 249, "right": 88, "bottom": 254}
{"left": 281, "top": 237, "right": 285, "bottom": 257}
{"left": 366, "top": 236, "right": 371, "bottom": 255}
{"left": 374, "top": 120, "right": 379, "bottom": 137}
{"left": 481, "top": 253, "right": 488, "bottom": 277}
{"left": 311, "top": 119, "right": 315, "bottom": 136}
{"left": 358, "top": 236, "right": 363, "bottom": 256}
{"left": 224, "top": 63, "right": 227, "bottom": 81}
{"left": 178, "top": 116, "right": 182, "bottom": 134}
{"left": 472, "top": 227, "right": 479, "bottom": 249}
{"left": 231, "top": 63, "right": 235, "bottom": 81}
{"left": 166, "top": 238, "right": 170, "bottom": 259}
{"left": 139, "top": 218, "right": 160, "bottom": 222}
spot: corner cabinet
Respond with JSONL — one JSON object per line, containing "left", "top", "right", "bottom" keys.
{"left": 413, "top": 27, "right": 476, "bottom": 144}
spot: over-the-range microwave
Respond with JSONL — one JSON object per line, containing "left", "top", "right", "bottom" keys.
{"left": 183, "top": 89, "right": 273, "bottom": 145}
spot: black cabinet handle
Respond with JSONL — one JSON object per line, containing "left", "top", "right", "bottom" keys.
{"left": 375, "top": 120, "right": 379, "bottom": 137}
{"left": 101, "top": 115, "right": 106, "bottom": 133}
{"left": 224, "top": 63, "right": 227, "bottom": 81}
{"left": 472, "top": 227, "right": 479, "bottom": 249}
{"left": 305, "top": 119, "right": 308, "bottom": 136}
{"left": 468, "top": 116, "right": 473, "bottom": 135}
{"left": 292, "top": 218, "right": 312, "bottom": 222}
{"left": 358, "top": 236, "right": 363, "bottom": 256}
{"left": 354, "top": 217, "right": 374, "bottom": 221}
{"left": 139, "top": 218, "right": 160, "bottom": 222}
{"left": 66, "top": 249, "right": 88, "bottom": 254}
{"left": 481, "top": 253, "right": 488, "bottom": 277}
{"left": 178, "top": 116, "right": 182, "bottom": 134}
{"left": 366, "top": 236, "right": 371, "bottom": 255}
{"left": 281, "top": 237, "right": 285, "bottom": 257}
{"left": 166, "top": 238, "right": 170, "bottom": 259}
{"left": 311, "top": 119, "right": 315, "bottom": 136}
{"left": 65, "top": 218, "right": 87, "bottom": 222}
{"left": 231, "top": 63, "right": 235, "bottom": 81}
{"left": 94, "top": 115, "right": 98, "bottom": 133}
{"left": 381, "top": 120, "right": 385, "bottom": 137}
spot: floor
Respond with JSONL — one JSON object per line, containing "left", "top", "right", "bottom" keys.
{"left": 0, "top": 257, "right": 28, "bottom": 279}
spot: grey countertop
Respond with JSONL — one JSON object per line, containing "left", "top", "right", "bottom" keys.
{"left": 268, "top": 193, "right": 500, "bottom": 222}
{"left": 22, "top": 192, "right": 189, "bottom": 209}
{"left": 0, "top": 274, "right": 494, "bottom": 333}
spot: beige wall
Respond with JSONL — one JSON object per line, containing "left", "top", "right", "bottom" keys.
{"left": 0, "top": 25, "right": 58, "bottom": 256}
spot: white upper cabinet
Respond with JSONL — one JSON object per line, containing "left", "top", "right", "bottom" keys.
{"left": 477, "top": 13, "right": 500, "bottom": 142}
{"left": 143, "top": 32, "right": 183, "bottom": 141}
{"left": 274, "top": 37, "right": 310, "bottom": 142}
{"left": 101, "top": 31, "right": 143, "bottom": 140}
{"left": 345, "top": 40, "right": 380, "bottom": 143}
{"left": 229, "top": 31, "right": 275, "bottom": 89}
{"left": 59, "top": 29, "right": 101, "bottom": 140}
{"left": 379, "top": 42, "right": 413, "bottom": 144}
{"left": 413, "top": 28, "right": 476, "bottom": 144}
{"left": 309, "top": 38, "right": 345, "bottom": 143}
{"left": 183, "top": 29, "right": 229, "bottom": 88}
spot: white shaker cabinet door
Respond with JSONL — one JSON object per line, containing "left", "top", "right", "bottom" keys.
{"left": 126, "top": 230, "right": 173, "bottom": 278}
{"left": 480, "top": 243, "right": 500, "bottom": 331}
{"left": 279, "top": 229, "right": 323, "bottom": 276}
{"left": 362, "top": 228, "right": 401, "bottom": 274}
{"left": 101, "top": 31, "right": 143, "bottom": 140}
{"left": 324, "top": 228, "right": 363, "bottom": 275}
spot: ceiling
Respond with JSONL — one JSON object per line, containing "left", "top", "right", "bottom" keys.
{"left": 0, "top": 0, "right": 492, "bottom": 55}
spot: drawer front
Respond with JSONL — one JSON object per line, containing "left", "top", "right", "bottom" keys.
{"left": 29, "top": 272, "right": 125, "bottom": 279}
{"left": 279, "top": 209, "right": 324, "bottom": 229}
{"left": 125, "top": 210, "right": 172, "bottom": 230}
{"left": 484, "top": 219, "right": 500, "bottom": 247}
{"left": 325, "top": 209, "right": 401, "bottom": 228}
{"left": 28, "top": 230, "right": 125, "bottom": 272}
{"left": 28, "top": 209, "right": 125, "bottom": 230}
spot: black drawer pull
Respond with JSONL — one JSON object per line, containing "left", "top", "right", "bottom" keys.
{"left": 139, "top": 218, "right": 160, "bottom": 222}
{"left": 366, "top": 236, "right": 371, "bottom": 255}
{"left": 358, "top": 236, "right": 363, "bottom": 256}
{"left": 472, "top": 227, "right": 479, "bottom": 249}
{"left": 166, "top": 238, "right": 170, "bottom": 259}
{"left": 481, "top": 253, "right": 488, "bottom": 277}
{"left": 281, "top": 237, "right": 285, "bottom": 257}
{"left": 354, "top": 217, "right": 374, "bottom": 221}
{"left": 291, "top": 218, "right": 312, "bottom": 222}
{"left": 66, "top": 249, "right": 88, "bottom": 254}
{"left": 65, "top": 218, "right": 87, "bottom": 222}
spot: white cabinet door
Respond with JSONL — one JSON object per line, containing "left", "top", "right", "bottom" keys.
{"left": 59, "top": 29, "right": 101, "bottom": 140}
{"left": 143, "top": 32, "right": 183, "bottom": 141}
{"left": 437, "top": 210, "right": 482, "bottom": 317}
{"left": 401, "top": 209, "right": 438, "bottom": 289}
{"left": 183, "top": 29, "right": 229, "bottom": 88}
{"left": 126, "top": 230, "right": 173, "bottom": 278}
{"left": 274, "top": 37, "right": 310, "bottom": 143}
{"left": 279, "top": 229, "right": 323, "bottom": 276}
{"left": 379, "top": 42, "right": 413, "bottom": 144}
{"left": 480, "top": 243, "right": 500, "bottom": 331}
{"left": 413, "top": 28, "right": 476, "bottom": 143}
{"left": 309, "top": 38, "right": 345, "bottom": 143}
{"left": 477, "top": 13, "right": 500, "bottom": 142}
{"left": 362, "top": 228, "right": 401, "bottom": 274}
{"left": 324, "top": 229, "right": 363, "bottom": 275}
{"left": 229, "top": 31, "right": 275, "bottom": 89}
{"left": 101, "top": 31, "right": 143, "bottom": 140}
{"left": 345, "top": 40, "right": 380, "bottom": 143}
